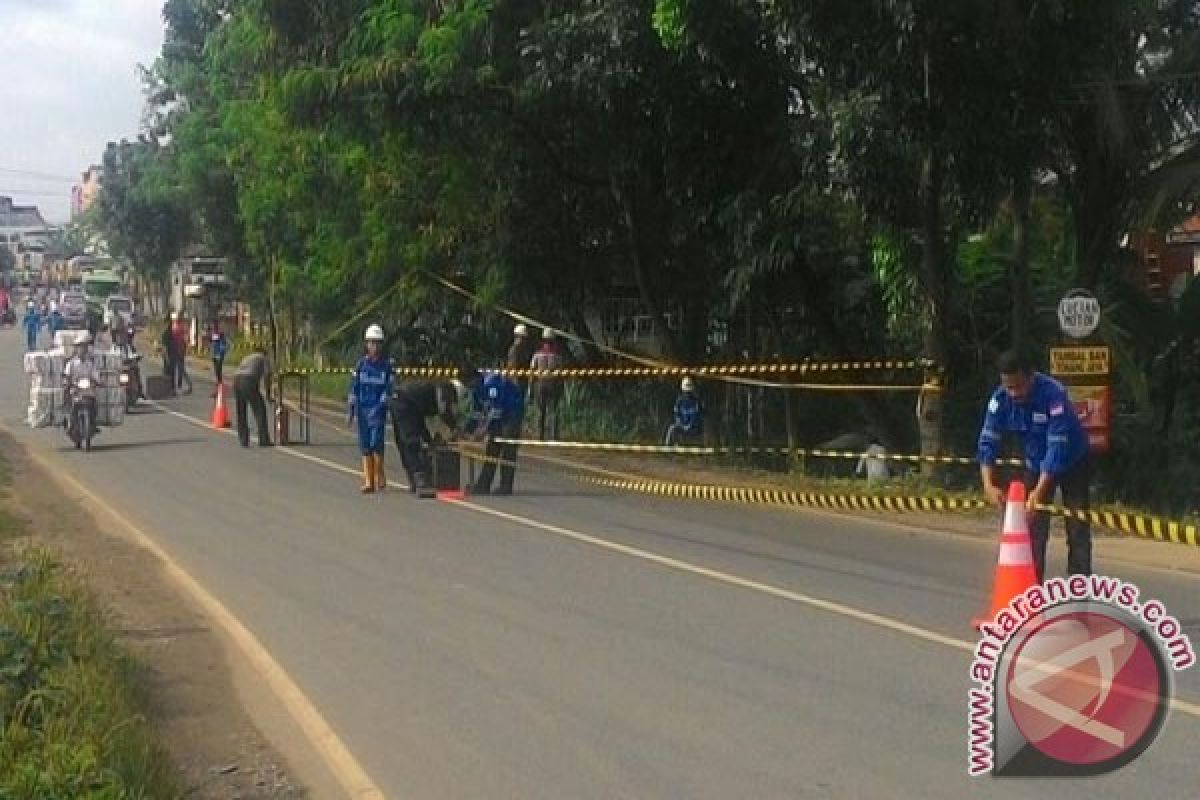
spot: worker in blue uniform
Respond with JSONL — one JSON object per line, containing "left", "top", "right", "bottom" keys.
{"left": 467, "top": 370, "right": 525, "bottom": 495}
{"left": 22, "top": 301, "right": 42, "bottom": 351}
{"left": 977, "top": 350, "right": 1092, "bottom": 582}
{"left": 348, "top": 324, "right": 394, "bottom": 493}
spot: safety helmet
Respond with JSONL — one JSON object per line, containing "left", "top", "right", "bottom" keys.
{"left": 74, "top": 331, "right": 93, "bottom": 346}
{"left": 542, "top": 328, "right": 556, "bottom": 340}
{"left": 365, "top": 323, "right": 385, "bottom": 342}
{"left": 681, "top": 377, "right": 695, "bottom": 392}
{"left": 50, "top": 301, "right": 58, "bottom": 312}
{"left": 513, "top": 323, "right": 529, "bottom": 337}
{"left": 170, "top": 311, "right": 179, "bottom": 321}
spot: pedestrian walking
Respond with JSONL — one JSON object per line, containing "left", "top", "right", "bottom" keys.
{"left": 347, "top": 324, "right": 393, "bottom": 493}
{"left": 232, "top": 346, "right": 273, "bottom": 447}
{"left": 208, "top": 322, "right": 229, "bottom": 393}
{"left": 22, "top": 301, "right": 41, "bottom": 351}
{"left": 468, "top": 370, "right": 525, "bottom": 495}
{"left": 530, "top": 328, "right": 563, "bottom": 440}
{"left": 977, "top": 350, "right": 1092, "bottom": 583}
{"left": 170, "top": 312, "right": 193, "bottom": 394}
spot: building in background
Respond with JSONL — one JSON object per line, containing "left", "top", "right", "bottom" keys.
{"left": 1, "top": 196, "right": 58, "bottom": 282}
{"left": 71, "top": 165, "right": 103, "bottom": 220}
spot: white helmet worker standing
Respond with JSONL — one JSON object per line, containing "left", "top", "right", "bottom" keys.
{"left": 513, "top": 323, "right": 529, "bottom": 337}
{"left": 351, "top": 323, "right": 392, "bottom": 493}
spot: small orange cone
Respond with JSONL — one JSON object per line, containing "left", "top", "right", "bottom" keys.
{"left": 972, "top": 481, "right": 1039, "bottom": 629}
{"left": 211, "top": 382, "right": 231, "bottom": 429}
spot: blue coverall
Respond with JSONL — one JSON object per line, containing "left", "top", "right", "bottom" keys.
{"left": 977, "top": 371, "right": 1092, "bottom": 580}
{"left": 348, "top": 355, "right": 394, "bottom": 455}
{"left": 22, "top": 310, "right": 41, "bottom": 350}
{"left": 468, "top": 372, "right": 525, "bottom": 494}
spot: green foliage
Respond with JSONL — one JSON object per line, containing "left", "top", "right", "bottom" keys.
{"left": 87, "top": 0, "right": 1200, "bottom": 514}
{"left": 0, "top": 552, "right": 177, "bottom": 798}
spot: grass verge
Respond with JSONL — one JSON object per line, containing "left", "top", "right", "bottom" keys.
{"left": 0, "top": 452, "right": 178, "bottom": 799}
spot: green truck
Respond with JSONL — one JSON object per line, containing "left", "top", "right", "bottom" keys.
{"left": 81, "top": 269, "right": 124, "bottom": 327}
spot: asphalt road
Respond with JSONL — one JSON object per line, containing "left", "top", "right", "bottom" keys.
{"left": 4, "top": 328, "right": 1199, "bottom": 799}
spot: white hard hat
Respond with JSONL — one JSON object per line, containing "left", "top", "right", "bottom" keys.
{"left": 513, "top": 323, "right": 529, "bottom": 337}
{"left": 75, "top": 331, "right": 93, "bottom": 345}
{"left": 170, "top": 311, "right": 178, "bottom": 320}
{"left": 681, "top": 377, "right": 695, "bottom": 392}
{"left": 542, "top": 328, "right": 556, "bottom": 340}
{"left": 365, "top": 323, "right": 385, "bottom": 342}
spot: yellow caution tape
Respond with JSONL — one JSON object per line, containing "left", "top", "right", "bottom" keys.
{"left": 1038, "top": 504, "right": 1200, "bottom": 548}
{"left": 495, "top": 437, "right": 1023, "bottom": 467}
{"left": 580, "top": 474, "right": 988, "bottom": 513}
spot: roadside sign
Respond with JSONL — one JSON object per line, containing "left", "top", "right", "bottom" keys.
{"left": 1067, "top": 384, "right": 1112, "bottom": 455}
{"left": 1057, "top": 289, "right": 1101, "bottom": 339}
{"left": 1050, "top": 346, "right": 1111, "bottom": 377}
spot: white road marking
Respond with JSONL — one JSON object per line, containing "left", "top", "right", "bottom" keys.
{"left": 155, "top": 402, "right": 1200, "bottom": 720}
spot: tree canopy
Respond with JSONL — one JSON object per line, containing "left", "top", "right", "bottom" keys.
{"left": 93, "top": 0, "right": 1200, "bottom": 512}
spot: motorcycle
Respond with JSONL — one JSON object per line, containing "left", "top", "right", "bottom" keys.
{"left": 120, "top": 354, "right": 143, "bottom": 410}
{"left": 65, "top": 376, "right": 99, "bottom": 451}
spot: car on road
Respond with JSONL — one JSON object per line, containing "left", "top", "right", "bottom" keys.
{"left": 59, "top": 291, "right": 88, "bottom": 329}
{"left": 103, "top": 295, "right": 135, "bottom": 331}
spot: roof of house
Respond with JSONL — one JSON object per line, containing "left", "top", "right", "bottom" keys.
{"left": 0, "top": 197, "right": 47, "bottom": 229}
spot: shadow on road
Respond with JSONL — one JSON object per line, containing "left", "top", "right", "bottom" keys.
{"left": 64, "top": 437, "right": 209, "bottom": 453}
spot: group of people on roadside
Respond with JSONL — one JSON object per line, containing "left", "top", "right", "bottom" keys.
{"left": 344, "top": 322, "right": 557, "bottom": 497}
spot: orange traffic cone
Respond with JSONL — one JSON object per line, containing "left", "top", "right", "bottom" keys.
{"left": 972, "top": 481, "right": 1039, "bottom": 629}
{"left": 211, "top": 382, "right": 231, "bottom": 429}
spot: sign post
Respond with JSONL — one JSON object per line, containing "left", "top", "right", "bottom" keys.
{"left": 1050, "top": 289, "right": 1111, "bottom": 454}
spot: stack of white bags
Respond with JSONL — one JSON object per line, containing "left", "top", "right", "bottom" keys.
{"left": 25, "top": 330, "right": 127, "bottom": 429}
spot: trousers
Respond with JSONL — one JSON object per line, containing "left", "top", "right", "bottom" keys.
{"left": 234, "top": 375, "right": 270, "bottom": 446}
{"left": 1024, "top": 456, "right": 1092, "bottom": 583}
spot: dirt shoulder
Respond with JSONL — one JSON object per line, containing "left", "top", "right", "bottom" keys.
{"left": 1, "top": 430, "right": 323, "bottom": 799}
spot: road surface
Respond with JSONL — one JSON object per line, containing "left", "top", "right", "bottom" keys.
{"left": 4, "top": 328, "right": 1199, "bottom": 799}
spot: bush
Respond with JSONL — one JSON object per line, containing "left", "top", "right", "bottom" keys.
{"left": 0, "top": 551, "right": 177, "bottom": 799}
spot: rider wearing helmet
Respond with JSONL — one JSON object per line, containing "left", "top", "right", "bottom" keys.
{"left": 63, "top": 331, "right": 101, "bottom": 435}
{"left": 348, "top": 324, "right": 394, "bottom": 493}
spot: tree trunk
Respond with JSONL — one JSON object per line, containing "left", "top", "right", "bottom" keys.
{"left": 1010, "top": 171, "right": 1032, "bottom": 353}
{"left": 917, "top": 142, "right": 949, "bottom": 478}
{"left": 609, "top": 173, "right": 679, "bottom": 359}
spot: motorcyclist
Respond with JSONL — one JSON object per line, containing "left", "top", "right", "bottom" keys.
{"left": 63, "top": 331, "right": 101, "bottom": 437}
{"left": 117, "top": 325, "right": 144, "bottom": 401}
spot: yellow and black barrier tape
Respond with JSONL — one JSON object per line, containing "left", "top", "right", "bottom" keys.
{"left": 495, "top": 438, "right": 1024, "bottom": 467}
{"left": 277, "top": 360, "right": 937, "bottom": 380}
{"left": 580, "top": 475, "right": 988, "bottom": 513}
{"left": 1037, "top": 505, "right": 1200, "bottom": 548}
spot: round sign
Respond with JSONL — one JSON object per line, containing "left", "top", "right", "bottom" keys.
{"left": 1057, "top": 289, "right": 1101, "bottom": 339}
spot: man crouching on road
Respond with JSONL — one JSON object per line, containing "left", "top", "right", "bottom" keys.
{"left": 391, "top": 375, "right": 466, "bottom": 492}
{"left": 977, "top": 350, "right": 1092, "bottom": 583}
{"left": 233, "top": 346, "right": 273, "bottom": 448}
